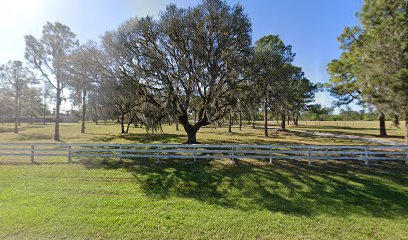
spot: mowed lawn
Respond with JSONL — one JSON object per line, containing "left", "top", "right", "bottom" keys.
{"left": 0, "top": 122, "right": 407, "bottom": 239}
{"left": 0, "top": 121, "right": 402, "bottom": 145}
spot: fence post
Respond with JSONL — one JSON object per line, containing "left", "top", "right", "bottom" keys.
{"left": 308, "top": 147, "right": 312, "bottom": 166}
{"left": 364, "top": 146, "right": 369, "bottom": 165}
{"left": 119, "top": 145, "right": 123, "bottom": 163}
{"left": 269, "top": 147, "right": 272, "bottom": 164}
{"left": 405, "top": 147, "right": 408, "bottom": 165}
{"left": 156, "top": 146, "right": 160, "bottom": 164}
{"left": 31, "top": 144, "right": 35, "bottom": 163}
{"left": 193, "top": 146, "right": 196, "bottom": 163}
{"left": 231, "top": 146, "right": 235, "bottom": 164}
{"left": 67, "top": 145, "right": 72, "bottom": 163}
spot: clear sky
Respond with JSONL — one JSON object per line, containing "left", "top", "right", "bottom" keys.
{"left": 0, "top": 0, "right": 362, "bottom": 112}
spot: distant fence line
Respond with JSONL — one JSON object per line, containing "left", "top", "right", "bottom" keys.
{"left": 0, "top": 143, "right": 407, "bottom": 165}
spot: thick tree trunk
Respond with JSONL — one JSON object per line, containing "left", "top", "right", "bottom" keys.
{"left": 379, "top": 112, "right": 387, "bottom": 136}
{"left": 239, "top": 110, "right": 242, "bottom": 131}
{"left": 14, "top": 90, "right": 19, "bottom": 133}
{"left": 281, "top": 113, "right": 286, "bottom": 130}
{"left": 54, "top": 88, "right": 61, "bottom": 141}
{"left": 81, "top": 90, "right": 86, "bottom": 134}
{"left": 264, "top": 95, "right": 268, "bottom": 137}
{"left": 182, "top": 123, "right": 199, "bottom": 144}
{"left": 228, "top": 111, "right": 232, "bottom": 133}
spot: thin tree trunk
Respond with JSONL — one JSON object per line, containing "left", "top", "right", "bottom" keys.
{"left": 81, "top": 90, "right": 86, "bottom": 134}
{"left": 281, "top": 113, "right": 286, "bottom": 130}
{"left": 54, "top": 88, "right": 61, "bottom": 141}
{"left": 294, "top": 115, "right": 299, "bottom": 127}
{"left": 264, "top": 94, "right": 268, "bottom": 137}
{"left": 239, "top": 110, "right": 242, "bottom": 131}
{"left": 126, "top": 122, "right": 131, "bottom": 134}
{"left": 252, "top": 110, "right": 256, "bottom": 129}
{"left": 14, "top": 89, "right": 19, "bottom": 133}
{"left": 194, "top": 110, "right": 197, "bottom": 124}
{"left": 176, "top": 120, "right": 179, "bottom": 131}
{"left": 394, "top": 115, "right": 399, "bottom": 126}
{"left": 228, "top": 111, "right": 232, "bottom": 133}
{"left": 94, "top": 106, "right": 99, "bottom": 125}
{"left": 405, "top": 115, "right": 408, "bottom": 145}
{"left": 379, "top": 112, "right": 387, "bottom": 136}
{"left": 120, "top": 113, "right": 126, "bottom": 134}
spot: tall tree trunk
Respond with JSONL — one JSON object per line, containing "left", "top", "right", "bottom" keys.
{"left": 239, "top": 110, "right": 242, "bottom": 131}
{"left": 379, "top": 112, "right": 387, "bottom": 136}
{"left": 287, "top": 115, "right": 290, "bottom": 125}
{"left": 81, "top": 90, "right": 86, "bottom": 134}
{"left": 14, "top": 89, "right": 19, "bottom": 133}
{"left": 264, "top": 94, "right": 268, "bottom": 137}
{"left": 43, "top": 92, "right": 46, "bottom": 125}
{"left": 54, "top": 88, "right": 61, "bottom": 141}
{"left": 120, "top": 113, "right": 126, "bottom": 134}
{"left": 252, "top": 110, "right": 256, "bottom": 129}
{"left": 228, "top": 111, "right": 232, "bottom": 133}
{"left": 94, "top": 106, "right": 99, "bottom": 125}
{"left": 281, "top": 113, "right": 286, "bottom": 130}
{"left": 405, "top": 114, "right": 408, "bottom": 145}
{"left": 394, "top": 114, "right": 399, "bottom": 126}
{"left": 294, "top": 114, "right": 299, "bottom": 127}
{"left": 126, "top": 122, "right": 131, "bottom": 134}
{"left": 176, "top": 120, "right": 179, "bottom": 131}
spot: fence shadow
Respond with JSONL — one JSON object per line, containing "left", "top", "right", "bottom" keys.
{"left": 82, "top": 157, "right": 408, "bottom": 218}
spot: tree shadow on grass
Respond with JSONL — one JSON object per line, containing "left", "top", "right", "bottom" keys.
{"left": 91, "top": 133, "right": 186, "bottom": 143}
{"left": 295, "top": 125, "right": 405, "bottom": 139}
{"left": 82, "top": 157, "right": 408, "bottom": 218}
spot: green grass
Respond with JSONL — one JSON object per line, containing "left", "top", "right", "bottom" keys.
{"left": 1, "top": 159, "right": 407, "bottom": 239}
{"left": 291, "top": 121, "right": 406, "bottom": 144}
{"left": 0, "top": 122, "right": 407, "bottom": 239}
{"left": 0, "top": 121, "right": 394, "bottom": 145}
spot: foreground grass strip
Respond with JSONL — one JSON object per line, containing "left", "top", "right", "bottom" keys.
{"left": 0, "top": 158, "right": 407, "bottom": 239}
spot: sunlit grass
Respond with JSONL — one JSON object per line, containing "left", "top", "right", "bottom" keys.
{"left": 0, "top": 121, "right": 394, "bottom": 145}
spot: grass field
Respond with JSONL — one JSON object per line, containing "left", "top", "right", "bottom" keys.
{"left": 0, "top": 122, "right": 407, "bottom": 239}
{"left": 0, "top": 120, "right": 406, "bottom": 145}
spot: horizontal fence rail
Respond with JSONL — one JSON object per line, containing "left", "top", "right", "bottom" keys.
{"left": 0, "top": 143, "right": 407, "bottom": 165}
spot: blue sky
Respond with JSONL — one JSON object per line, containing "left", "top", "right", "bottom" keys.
{"left": 0, "top": 0, "right": 362, "bottom": 112}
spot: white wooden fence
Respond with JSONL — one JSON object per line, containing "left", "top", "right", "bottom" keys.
{"left": 0, "top": 143, "right": 407, "bottom": 165}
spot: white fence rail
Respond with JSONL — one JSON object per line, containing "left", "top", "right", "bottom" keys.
{"left": 0, "top": 143, "right": 407, "bottom": 165}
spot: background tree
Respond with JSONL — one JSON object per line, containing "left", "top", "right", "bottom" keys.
{"left": 25, "top": 22, "right": 79, "bottom": 141}
{"left": 109, "top": 0, "right": 252, "bottom": 143}
{"left": 66, "top": 41, "right": 100, "bottom": 133}
{"left": 327, "top": 0, "right": 407, "bottom": 141}
{"left": 0, "top": 60, "right": 36, "bottom": 133}
{"left": 253, "top": 35, "right": 295, "bottom": 136}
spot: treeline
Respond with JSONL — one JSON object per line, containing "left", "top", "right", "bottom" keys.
{"left": 0, "top": 0, "right": 317, "bottom": 143}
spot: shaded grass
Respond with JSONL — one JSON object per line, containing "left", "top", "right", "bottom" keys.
{"left": 0, "top": 158, "right": 407, "bottom": 239}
